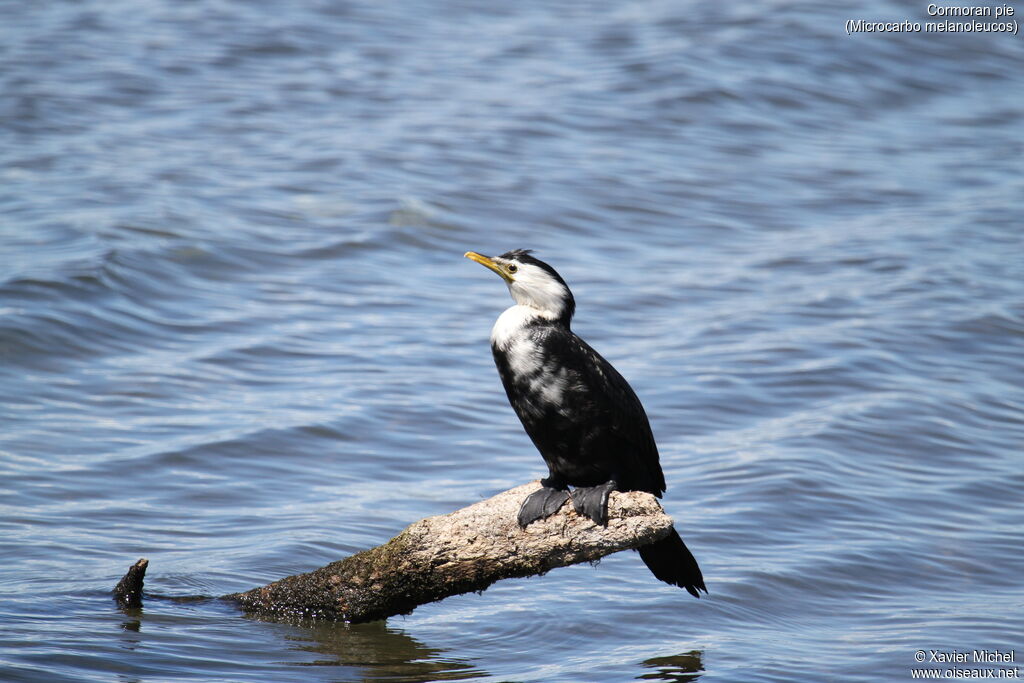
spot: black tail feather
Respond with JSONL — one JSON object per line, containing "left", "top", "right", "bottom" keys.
{"left": 638, "top": 527, "right": 707, "bottom": 598}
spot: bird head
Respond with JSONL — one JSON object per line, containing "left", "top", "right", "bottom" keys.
{"left": 464, "top": 249, "right": 576, "bottom": 324}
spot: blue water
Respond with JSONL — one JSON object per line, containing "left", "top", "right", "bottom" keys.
{"left": 2, "top": 1, "right": 1023, "bottom": 681}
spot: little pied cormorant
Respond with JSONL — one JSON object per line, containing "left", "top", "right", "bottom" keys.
{"left": 465, "top": 249, "right": 707, "bottom": 597}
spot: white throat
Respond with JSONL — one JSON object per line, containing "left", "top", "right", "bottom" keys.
{"left": 490, "top": 304, "right": 554, "bottom": 351}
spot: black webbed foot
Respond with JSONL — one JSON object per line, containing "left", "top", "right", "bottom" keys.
{"left": 571, "top": 480, "right": 618, "bottom": 526}
{"left": 517, "top": 485, "right": 570, "bottom": 528}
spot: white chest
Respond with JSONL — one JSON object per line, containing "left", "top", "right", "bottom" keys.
{"left": 491, "top": 305, "right": 571, "bottom": 407}
{"left": 490, "top": 305, "right": 544, "bottom": 351}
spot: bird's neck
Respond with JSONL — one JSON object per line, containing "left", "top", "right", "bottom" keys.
{"left": 490, "top": 304, "right": 566, "bottom": 351}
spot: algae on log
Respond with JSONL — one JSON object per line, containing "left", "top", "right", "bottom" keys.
{"left": 225, "top": 481, "right": 676, "bottom": 623}
{"left": 114, "top": 557, "right": 148, "bottom": 608}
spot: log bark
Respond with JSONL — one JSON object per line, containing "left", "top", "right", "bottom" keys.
{"left": 114, "top": 557, "right": 148, "bottom": 608}
{"left": 225, "top": 481, "right": 676, "bottom": 623}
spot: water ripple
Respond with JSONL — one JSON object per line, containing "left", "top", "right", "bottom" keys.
{"left": 2, "top": 0, "right": 1023, "bottom": 681}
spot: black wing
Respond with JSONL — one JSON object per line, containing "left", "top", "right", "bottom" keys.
{"left": 562, "top": 331, "right": 666, "bottom": 496}
{"left": 495, "top": 322, "right": 666, "bottom": 496}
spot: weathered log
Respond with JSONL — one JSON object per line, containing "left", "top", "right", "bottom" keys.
{"left": 225, "top": 481, "right": 676, "bottom": 623}
{"left": 111, "top": 483, "right": 678, "bottom": 622}
{"left": 114, "top": 557, "right": 148, "bottom": 608}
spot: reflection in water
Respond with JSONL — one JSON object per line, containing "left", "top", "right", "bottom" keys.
{"left": 638, "top": 650, "right": 704, "bottom": 682}
{"left": 118, "top": 606, "right": 142, "bottom": 634}
{"left": 115, "top": 604, "right": 144, "bottom": 683}
{"left": 119, "top": 618, "right": 141, "bottom": 633}
{"left": 263, "top": 616, "right": 484, "bottom": 681}
{"left": 116, "top": 605, "right": 143, "bottom": 642}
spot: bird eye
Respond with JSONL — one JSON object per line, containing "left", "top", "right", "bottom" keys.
{"left": 507, "top": 264, "right": 518, "bottom": 274}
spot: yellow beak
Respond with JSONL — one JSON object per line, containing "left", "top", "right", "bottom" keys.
{"left": 464, "top": 251, "right": 514, "bottom": 283}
